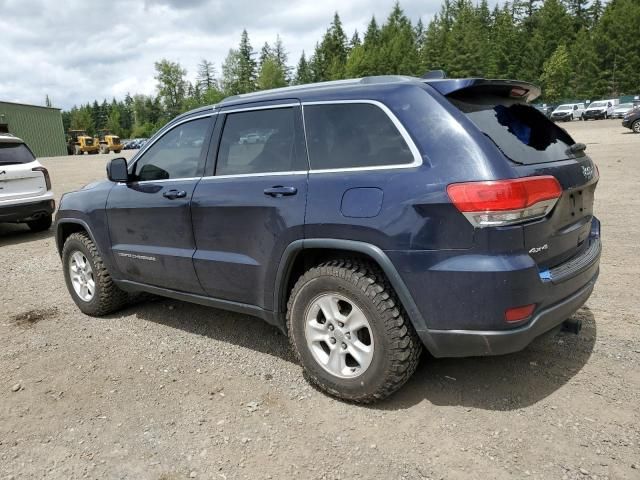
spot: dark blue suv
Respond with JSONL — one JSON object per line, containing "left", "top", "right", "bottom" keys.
{"left": 55, "top": 75, "right": 601, "bottom": 403}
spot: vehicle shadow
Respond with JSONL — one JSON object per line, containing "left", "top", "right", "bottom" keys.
{"left": 0, "top": 223, "right": 54, "bottom": 247}
{"left": 111, "top": 296, "right": 297, "bottom": 364}
{"left": 110, "top": 296, "right": 595, "bottom": 410}
{"left": 375, "top": 306, "right": 596, "bottom": 411}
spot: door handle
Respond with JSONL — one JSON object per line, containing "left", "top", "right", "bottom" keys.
{"left": 264, "top": 186, "right": 298, "bottom": 197}
{"left": 163, "top": 189, "right": 187, "bottom": 200}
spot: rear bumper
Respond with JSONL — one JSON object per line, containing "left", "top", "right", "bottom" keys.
{"left": 387, "top": 218, "right": 601, "bottom": 357}
{"left": 420, "top": 271, "right": 597, "bottom": 357}
{"left": 0, "top": 199, "right": 55, "bottom": 223}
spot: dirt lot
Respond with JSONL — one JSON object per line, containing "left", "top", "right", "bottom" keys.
{"left": 1, "top": 121, "right": 639, "bottom": 480}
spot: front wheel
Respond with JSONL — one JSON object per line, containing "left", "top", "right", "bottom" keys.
{"left": 62, "top": 232, "right": 129, "bottom": 316}
{"left": 287, "top": 260, "right": 422, "bottom": 403}
{"left": 632, "top": 120, "right": 640, "bottom": 133}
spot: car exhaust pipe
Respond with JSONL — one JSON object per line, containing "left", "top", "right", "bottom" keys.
{"left": 561, "top": 318, "right": 582, "bottom": 335}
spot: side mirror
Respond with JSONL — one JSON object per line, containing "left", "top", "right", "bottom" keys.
{"left": 107, "top": 157, "right": 129, "bottom": 183}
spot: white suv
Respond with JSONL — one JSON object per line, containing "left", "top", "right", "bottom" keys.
{"left": 550, "top": 103, "right": 586, "bottom": 122}
{"left": 0, "top": 134, "right": 55, "bottom": 232}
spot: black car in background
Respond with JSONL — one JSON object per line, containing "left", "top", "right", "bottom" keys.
{"left": 622, "top": 107, "right": 640, "bottom": 133}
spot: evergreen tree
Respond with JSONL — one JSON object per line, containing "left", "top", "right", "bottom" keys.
{"left": 237, "top": 29, "right": 258, "bottom": 93}
{"left": 311, "top": 12, "right": 348, "bottom": 81}
{"left": 294, "top": 52, "right": 313, "bottom": 85}
{"left": 377, "top": 2, "right": 418, "bottom": 75}
{"left": 563, "top": 0, "right": 591, "bottom": 30}
{"left": 569, "top": 28, "right": 600, "bottom": 99}
{"left": 540, "top": 44, "right": 571, "bottom": 102}
{"left": 592, "top": 0, "right": 640, "bottom": 96}
{"left": 519, "top": 0, "right": 573, "bottom": 83}
{"left": 442, "top": 0, "right": 487, "bottom": 77}
{"left": 197, "top": 59, "right": 217, "bottom": 91}
{"left": 589, "top": 0, "right": 604, "bottom": 27}
{"left": 487, "top": 4, "right": 522, "bottom": 78}
{"left": 349, "top": 30, "right": 362, "bottom": 50}
{"left": 259, "top": 42, "right": 272, "bottom": 66}
{"left": 272, "top": 35, "right": 291, "bottom": 82}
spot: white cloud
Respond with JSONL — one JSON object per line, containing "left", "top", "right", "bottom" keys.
{"left": 0, "top": 0, "right": 485, "bottom": 110}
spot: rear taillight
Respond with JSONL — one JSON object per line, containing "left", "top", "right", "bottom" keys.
{"left": 447, "top": 176, "right": 562, "bottom": 228}
{"left": 32, "top": 166, "right": 51, "bottom": 191}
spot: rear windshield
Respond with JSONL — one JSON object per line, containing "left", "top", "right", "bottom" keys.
{"left": 449, "top": 97, "right": 576, "bottom": 165}
{"left": 0, "top": 143, "right": 35, "bottom": 165}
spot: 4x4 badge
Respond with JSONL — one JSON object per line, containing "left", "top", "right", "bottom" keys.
{"left": 582, "top": 165, "right": 594, "bottom": 180}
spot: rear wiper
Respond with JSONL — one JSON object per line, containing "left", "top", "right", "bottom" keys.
{"left": 566, "top": 142, "right": 587, "bottom": 155}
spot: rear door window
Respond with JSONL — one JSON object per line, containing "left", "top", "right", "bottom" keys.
{"left": 0, "top": 143, "right": 35, "bottom": 165}
{"left": 449, "top": 97, "right": 577, "bottom": 164}
{"left": 303, "top": 103, "right": 415, "bottom": 170}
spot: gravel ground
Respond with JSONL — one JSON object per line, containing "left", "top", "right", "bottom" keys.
{"left": 1, "top": 120, "right": 639, "bottom": 480}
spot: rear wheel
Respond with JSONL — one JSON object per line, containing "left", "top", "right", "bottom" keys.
{"left": 287, "top": 259, "right": 422, "bottom": 403}
{"left": 26, "top": 214, "right": 52, "bottom": 232}
{"left": 633, "top": 120, "right": 640, "bottom": 133}
{"left": 62, "top": 232, "right": 129, "bottom": 316}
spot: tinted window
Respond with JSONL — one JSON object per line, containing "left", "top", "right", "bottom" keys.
{"left": 0, "top": 143, "right": 35, "bottom": 165}
{"left": 134, "top": 118, "right": 210, "bottom": 181}
{"left": 216, "top": 108, "right": 301, "bottom": 175}
{"left": 304, "top": 103, "right": 414, "bottom": 170}
{"left": 450, "top": 97, "right": 577, "bottom": 165}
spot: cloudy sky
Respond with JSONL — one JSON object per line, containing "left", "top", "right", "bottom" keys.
{"left": 1, "top": 0, "right": 471, "bottom": 110}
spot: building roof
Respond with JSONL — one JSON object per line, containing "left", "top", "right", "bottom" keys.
{"left": 0, "top": 100, "right": 61, "bottom": 111}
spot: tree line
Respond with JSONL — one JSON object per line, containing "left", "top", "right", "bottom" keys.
{"left": 62, "top": 0, "right": 639, "bottom": 139}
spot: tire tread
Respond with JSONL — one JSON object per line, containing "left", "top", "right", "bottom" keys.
{"left": 63, "top": 232, "right": 128, "bottom": 316}
{"left": 286, "top": 258, "right": 422, "bottom": 403}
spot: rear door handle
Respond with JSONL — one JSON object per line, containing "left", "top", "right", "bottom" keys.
{"left": 163, "top": 189, "right": 187, "bottom": 200}
{"left": 264, "top": 186, "right": 298, "bottom": 197}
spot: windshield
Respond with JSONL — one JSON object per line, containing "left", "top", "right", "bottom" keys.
{"left": 0, "top": 143, "right": 35, "bottom": 165}
{"left": 449, "top": 98, "right": 577, "bottom": 165}
{"left": 556, "top": 105, "right": 572, "bottom": 111}
{"left": 589, "top": 102, "right": 607, "bottom": 108}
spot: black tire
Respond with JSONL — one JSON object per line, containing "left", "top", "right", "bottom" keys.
{"left": 62, "top": 232, "right": 129, "bottom": 316}
{"left": 26, "top": 214, "right": 52, "bottom": 232}
{"left": 287, "top": 259, "right": 422, "bottom": 403}
{"left": 633, "top": 120, "right": 640, "bottom": 134}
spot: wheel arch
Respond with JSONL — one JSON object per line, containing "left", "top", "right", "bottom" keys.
{"left": 56, "top": 219, "right": 97, "bottom": 256}
{"left": 274, "top": 239, "right": 431, "bottom": 339}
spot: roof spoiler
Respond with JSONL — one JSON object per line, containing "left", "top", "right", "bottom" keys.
{"left": 423, "top": 78, "right": 541, "bottom": 103}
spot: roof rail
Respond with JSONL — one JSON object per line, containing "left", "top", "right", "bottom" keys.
{"left": 222, "top": 78, "right": 364, "bottom": 103}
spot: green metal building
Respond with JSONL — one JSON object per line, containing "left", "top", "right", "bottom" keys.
{"left": 0, "top": 101, "right": 67, "bottom": 157}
